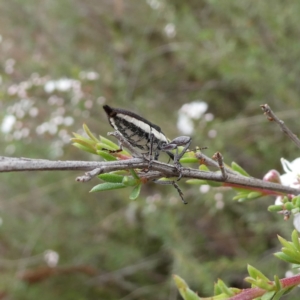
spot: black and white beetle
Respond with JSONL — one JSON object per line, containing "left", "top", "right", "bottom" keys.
{"left": 103, "top": 105, "right": 191, "bottom": 180}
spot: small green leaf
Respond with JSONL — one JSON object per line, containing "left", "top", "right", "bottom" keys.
{"left": 112, "top": 170, "right": 129, "bottom": 175}
{"left": 256, "top": 280, "right": 274, "bottom": 291}
{"left": 274, "top": 252, "right": 300, "bottom": 264}
{"left": 100, "top": 135, "right": 129, "bottom": 155}
{"left": 186, "top": 179, "right": 222, "bottom": 187}
{"left": 244, "top": 276, "right": 256, "bottom": 286}
{"left": 247, "top": 192, "right": 263, "bottom": 199}
{"left": 72, "top": 136, "right": 96, "bottom": 147}
{"left": 73, "top": 143, "right": 97, "bottom": 154}
{"left": 90, "top": 182, "right": 126, "bottom": 192}
{"left": 231, "top": 162, "right": 250, "bottom": 176}
{"left": 261, "top": 291, "right": 276, "bottom": 300}
{"left": 98, "top": 173, "right": 125, "bottom": 183}
{"left": 122, "top": 176, "right": 138, "bottom": 187}
{"left": 237, "top": 198, "right": 248, "bottom": 202}
{"left": 186, "top": 179, "right": 207, "bottom": 185}
{"left": 274, "top": 275, "right": 281, "bottom": 290}
{"left": 268, "top": 205, "right": 284, "bottom": 212}
{"left": 129, "top": 169, "right": 140, "bottom": 180}
{"left": 281, "top": 248, "right": 300, "bottom": 262}
{"left": 214, "top": 280, "right": 223, "bottom": 295}
{"left": 156, "top": 177, "right": 170, "bottom": 182}
{"left": 173, "top": 275, "right": 200, "bottom": 300}
{"left": 271, "top": 287, "right": 294, "bottom": 300}
{"left": 199, "top": 164, "right": 210, "bottom": 171}
{"left": 247, "top": 265, "right": 270, "bottom": 282}
{"left": 285, "top": 202, "right": 294, "bottom": 211}
{"left": 129, "top": 184, "right": 142, "bottom": 200}
{"left": 72, "top": 138, "right": 96, "bottom": 151}
{"left": 99, "top": 135, "right": 116, "bottom": 145}
{"left": 247, "top": 265, "right": 258, "bottom": 278}
{"left": 180, "top": 157, "right": 198, "bottom": 164}
{"left": 232, "top": 192, "right": 249, "bottom": 201}
{"left": 291, "top": 263, "right": 300, "bottom": 269}
{"left": 216, "top": 279, "right": 235, "bottom": 296}
{"left": 295, "top": 196, "right": 300, "bottom": 208}
{"left": 291, "top": 230, "right": 300, "bottom": 252}
{"left": 207, "top": 181, "right": 223, "bottom": 187}
{"left": 83, "top": 123, "right": 98, "bottom": 142}
{"left": 72, "top": 132, "right": 82, "bottom": 139}
{"left": 277, "top": 235, "right": 296, "bottom": 252}
{"left": 233, "top": 191, "right": 262, "bottom": 202}
{"left": 280, "top": 196, "right": 289, "bottom": 203}
{"left": 232, "top": 187, "right": 250, "bottom": 193}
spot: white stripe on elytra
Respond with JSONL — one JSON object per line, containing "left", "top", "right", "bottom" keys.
{"left": 112, "top": 113, "right": 168, "bottom": 143}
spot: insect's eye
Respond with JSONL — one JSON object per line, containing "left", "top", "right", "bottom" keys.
{"left": 158, "top": 141, "right": 167, "bottom": 149}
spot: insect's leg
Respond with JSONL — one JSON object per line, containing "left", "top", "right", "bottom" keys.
{"left": 102, "top": 139, "right": 123, "bottom": 153}
{"left": 153, "top": 179, "right": 187, "bottom": 204}
{"left": 143, "top": 131, "right": 156, "bottom": 172}
{"left": 173, "top": 147, "right": 184, "bottom": 181}
{"left": 165, "top": 151, "right": 174, "bottom": 164}
{"left": 175, "top": 137, "right": 192, "bottom": 162}
{"left": 173, "top": 137, "right": 191, "bottom": 181}
{"left": 147, "top": 132, "right": 156, "bottom": 171}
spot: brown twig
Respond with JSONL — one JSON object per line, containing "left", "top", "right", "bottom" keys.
{"left": 261, "top": 104, "right": 300, "bottom": 149}
{"left": 195, "top": 151, "right": 237, "bottom": 175}
{"left": 212, "top": 151, "right": 227, "bottom": 179}
{"left": 17, "top": 265, "right": 98, "bottom": 284}
{"left": 228, "top": 273, "right": 300, "bottom": 300}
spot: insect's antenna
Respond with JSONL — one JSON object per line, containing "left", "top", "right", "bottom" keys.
{"left": 187, "top": 146, "right": 208, "bottom": 153}
{"left": 172, "top": 181, "right": 187, "bottom": 204}
{"left": 153, "top": 179, "right": 187, "bottom": 204}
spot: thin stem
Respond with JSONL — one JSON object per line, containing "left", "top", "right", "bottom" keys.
{"left": 261, "top": 104, "right": 300, "bottom": 149}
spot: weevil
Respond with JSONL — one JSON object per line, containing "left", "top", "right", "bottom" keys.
{"left": 103, "top": 105, "right": 191, "bottom": 180}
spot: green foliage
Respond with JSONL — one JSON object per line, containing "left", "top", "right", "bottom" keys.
{"left": 129, "top": 184, "right": 142, "bottom": 200}
{"left": 98, "top": 173, "right": 126, "bottom": 183}
{"left": 275, "top": 231, "right": 300, "bottom": 265}
{"left": 268, "top": 195, "right": 300, "bottom": 215}
{"left": 175, "top": 231, "right": 300, "bottom": 299}
{"left": 231, "top": 162, "right": 250, "bottom": 177}
{"left": 173, "top": 275, "right": 202, "bottom": 300}
{"left": 232, "top": 190, "right": 264, "bottom": 202}
{"left": 72, "top": 124, "right": 131, "bottom": 161}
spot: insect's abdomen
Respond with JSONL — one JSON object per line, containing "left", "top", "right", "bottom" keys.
{"left": 103, "top": 105, "right": 168, "bottom": 155}
{"left": 113, "top": 116, "right": 150, "bottom": 152}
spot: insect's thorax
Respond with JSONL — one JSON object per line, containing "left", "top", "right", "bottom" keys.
{"left": 110, "top": 113, "right": 168, "bottom": 154}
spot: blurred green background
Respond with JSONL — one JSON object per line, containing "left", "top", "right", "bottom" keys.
{"left": 1, "top": 0, "right": 300, "bottom": 299}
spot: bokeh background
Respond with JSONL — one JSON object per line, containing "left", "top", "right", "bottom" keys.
{"left": 1, "top": 1, "right": 300, "bottom": 299}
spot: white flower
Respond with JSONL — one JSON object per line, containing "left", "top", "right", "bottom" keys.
{"left": 177, "top": 101, "right": 209, "bottom": 134}
{"left": 1, "top": 115, "right": 16, "bottom": 133}
{"left": 44, "top": 250, "right": 59, "bottom": 267}
{"left": 279, "top": 158, "right": 300, "bottom": 231}
{"left": 293, "top": 214, "right": 300, "bottom": 232}
{"left": 280, "top": 158, "right": 300, "bottom": 189}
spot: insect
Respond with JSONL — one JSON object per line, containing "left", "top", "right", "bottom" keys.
{"left": 103, "top": 105, "right": 191, "bottom": 179}
{"left": 102, "top": 105, "right": 192, "bottom": 204}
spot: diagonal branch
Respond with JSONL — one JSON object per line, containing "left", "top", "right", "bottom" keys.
{"left": 261, "top": 104, "right": 300, "bottom": 149}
